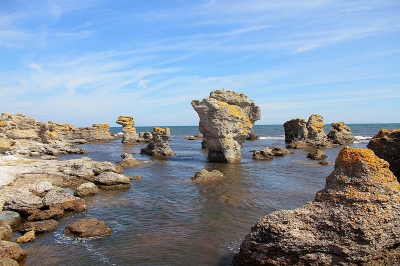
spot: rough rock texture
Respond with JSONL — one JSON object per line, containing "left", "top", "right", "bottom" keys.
{"left": 74, "top": 182, "right": 99, "bottom": 198}
{"left": 234, "top": 147, "right": 400, "bottom": 265}
{"left": 116, "top": 115, "right": 139, "bottom": 143}
{"left": 0, "top": 240, "right": 27, "bottom": 262}
{"left": 190, "top": 169, "right": 225, "bottom": 182}
{"left": 64, "top": 218, "right": 112, "bottom": 238}
{"left": 117, "top": 153, "right": 144, "bottom": 168}
{"left": 191, "top": 90, "right": 261, "bottom": 163}
{"left": 76, "top": 123, "right": 115, "bottom": 142}
{"left": 93, "top": 172, "right": 131, "bottom": 190}
{"left": 42, "top": 189, "right": 87, "bottom": 213}
{"left": 19, "top": 219, "right": 59, "bottom": 234}
{"left": 307, "top": 149, "right": 327, "bottom": 160}
{"left": 367, "top": 129, "right": 400, "bottom": 179}
{"left": 3, "top": 188, "right": 44, "bottom": 215}
{"left": 0, "top": 222, "right": 12, "bottom": 241}
{"left": 140, "top": 127, "right": 175, "bottom": 156}
{"left": 0, "top": 256, "right": 19, "bottom": 266}
{"left": 16, "top": 230, "right": 35, "bottom": 243}
{"left": 327, "top": 122, "right": 356, "bottom": 145}
{"left": 27, "top": 206, "right": 64, "bottom": 221}
{"left": 253, "top": 147, "right": 293, "bottom": 160}
{"left": 283, "top": 118, "right": 308, "bottom": 143}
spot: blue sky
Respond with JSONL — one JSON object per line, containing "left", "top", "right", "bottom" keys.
{"left": 0, "top": 0, "right": 399, "bottom": 126}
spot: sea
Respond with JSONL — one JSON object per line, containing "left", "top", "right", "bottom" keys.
{"left": 20, "top": 124, "right": 399, "bottom": 266}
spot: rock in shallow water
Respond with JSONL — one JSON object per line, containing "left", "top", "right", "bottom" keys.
{"left": 64, "top": 218, "right": 112, "bottom": 238}
{"left": 234, "top": 147, "right": 400, "bottom": 265}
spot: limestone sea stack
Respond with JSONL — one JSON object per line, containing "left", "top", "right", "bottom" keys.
{"left": 234, "top": 147, "right": 400, "bottom": 265}
{"left": 116, "top": 115, "right": 139, "bottom": 143}
{"left": 140, "top": 127, "right": 174, "bottom": 156}
{"left": 191, "top": 90, "right": 261, "bottom": 163}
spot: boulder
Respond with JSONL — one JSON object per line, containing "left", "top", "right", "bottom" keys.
{"left": 93, "top": 172, "right": 131, "bottom": 190}
{"left": 19, "top": 219, "right": 59, "bottom": 234}
{"left": 42, "top": 189, "right": 87, "bottom": 213}
{"left": 74, "top": 182, "right": 99, "bottom": 198}
{"left": 117, "top": 153, "right": 144, "bottom": 168}
{"left": 234, "top": 147, "right": 400, "bottom": 265}
{"left": 327, "top": 122, "right": 356, "bottom": 144}
{"left": 307, "top": 149, "right": 327, "bottom": 160}
{"left": 16, "top": 230, "right": 35, "bottom": 243}
{"left": 116, "top": 116, "right": 139, "bottom": 143}
{"left": 0, "top": 211, "right": 21, "bottom": 227}
{"left": 191, "top": 90, "right": 261, "bottom": 163}
{"left": 367, "top": 129, "right": 400, "bottom": 179}
{"left": 0, "top": 222, "right": 12, "bottom": 241}
{"left": 0, "top": 240, "right": 27, "bottom": 262}
{"left": 190, "top": 169, "right": 225, "bottom": 182}
{"left": 140, "top": 127, "right": 175, "bottom": 156}
{"left": 64, "top": 218, "right": 112, "bottom": 238}
{"left": 3, "top": 188, "right": 43, "bottom": 216}
{"left": 252, "top": 147, "right": 274, "bottom": 160}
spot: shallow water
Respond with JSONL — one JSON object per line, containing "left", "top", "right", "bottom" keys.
{"left": 19, "top": 124, "right": 399, "bottom": 265}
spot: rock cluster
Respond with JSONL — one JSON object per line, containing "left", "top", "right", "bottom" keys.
{"left": 191, "top": 90, "right": 261, "bottom": 163}
{"left": 284, "top": 114, "right": 355, "bottom": 149}
{"left": 234, "top": 147, "right": 400, "bottom": 265}
{"left": 140, "top": 127, "right": 174, "bottom": 156}
{"left": 367, "top": 129, "right": 400, "bottom": 180}
{"left": 252, "top": 147, "right": 292, "bottom": 160}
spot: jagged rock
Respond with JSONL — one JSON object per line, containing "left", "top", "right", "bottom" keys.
{"left": 138, "top": 131, "right": 153, "bottom": 142}
{"left": 0, "top": 222, "right": 12, "bottom": 241}
{"left": 307, "top": 149, "right": 327, "bottom": 160}
{"left": 74, "top": 182, "right": 99, "bottom": 198}
{"left": 19, "top": 219, "right": 59, "bottom": 234}
{"left": 367, "top": 129, "right": 400, "bottom": 179}
{"left": 252, "top": 147, "right": 274, "bottom": 160}
{"left": 234, "top": 147, "right": 400, "bottom": 265}
{"left": 0, "top": 240, "right": 27, "bottom": 262}
{"left": 327, "top": 122, "right": 356, "bottom": 144}
{"left": 64, "top": 218, "right": 112, "bottom": 238}
{"left": 116, "top": 116, "right": 139, "bottom": 143}
{"left": 3, "top": 188, "right": 43, "bottom": 215}
{"left": 117, "top": 153, "right": 144, "bottom": 168}
{"left": 0, "top": 256, "right": 19, "bottom": 266}
{"left": 42, "top": 189, "right": 87, "bottom": 213}
{"left": 93, "top": 172, "right": 131, "bottom": 190}
{"left": 16, "top": 230, "right": 35, "bottom": 243}
{"left": 283, "top": 118, "right": 308, "bottom": 143}
{"left": 0, "top": 211, "right": 21, "bottom": 227}
{"left": 140, "top": 127, "right": 175, "bottom": 156}
{"left": 191, "top": 90, "right": 261, "bottom": 163}
{"left": 190, "top": 169, "right": 225, "bottom": 182}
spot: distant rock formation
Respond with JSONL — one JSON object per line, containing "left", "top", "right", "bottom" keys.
{"left": 234, "top": 147, "right": 400, "bottom": 265}
{"left": 191, "top": 90, "right": 261, "bottom": 163}
{"left": 252, "top": 147, "right": 292, "bottom": 160}
{"left": 283, "top": 118, "right": 308, "bottom": 144}
{"left": 367, "top": 129, "right": 400, "bottom": 179}
{"left": 327, "top": 122, "right": 356, "bottom": 144}
{"left": 116, "top": 115, "right": 139, "bottom": 143}
{"left": 140, "top": 127, "right": 175, "bottom": 156}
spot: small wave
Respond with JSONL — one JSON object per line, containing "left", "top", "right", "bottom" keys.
{"left": 354, "top": 136, "right": 372, "bottom": 144}
{"left": 259, "top": 136, "right": 285, "bottom": 140}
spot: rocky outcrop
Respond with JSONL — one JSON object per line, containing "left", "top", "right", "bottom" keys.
{"left": 190, "top": 169, "right": 225, "bottom": 182}
{"left": 93, "top": 172, "right": 131, "bottom": 190}
{"left": 116, "top": 116, "right": 139, "bottom": 143}
{"left": 327, "top": 122, "right": 356, "bottom": 144}
{"left": 76, "top": 123, "right": 115, "bottom": 142}
{"left": 74, "top": 182, "right": 99, "bottom": 198}
{"left": 140, "top": 127, "right": 174, "bottom": 156}
{"left": 234, "top": 147, "right": 400, "bottom": 265}
{"left": 367, "top": 129, "right": 400, "bottom": 179}
{"left": 283, "top": 118, "right": 308, "bottom": 143}
{"left": 191, "top": 90, "right": 261, "bottom": 163}
{"left": 64, "top": 218, "right": 111, "bottom": 238}
{"left": 117, "top": 153, "right": 144, "bottom": 168}
{"left": 253, "top": 147, "right": 293, "bottom": 160}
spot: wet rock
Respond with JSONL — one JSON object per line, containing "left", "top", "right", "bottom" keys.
{"left": 3, "top": 188, "right": 43, "bottom": 216}
{"left": 42, "top": 189, "right": 87, "bottom": 213}
{"left": 93, "top": 172, "right": 131, "bottom": 190}
{"left": 191, "top": 90, "right": 261, "bottom": 163}
{"left": 0, "top": 256, "right": 19, "bottom": 266}
{"left": 0, "top": 240, "right": 27, "bottom": 262}
{"left": 327, "top": 122, "right": 356, "bottom": 145}
{"left": 367, "top": 129, "right": 400, "bottom": 179}
{"left": 0, "top": 211, "right": 21, "bottom": 227}
{"left": 270, "top": 147, "right": 293, "bottom": 157}
{"left": 16, "top": 230, "right": 35, "bottom": 243}
{"left": 27, "top": 206, "right": 64, "bottom": 221}
{"left": 0, "top": 222, "right": 12, "bottom": 241}
{"left": 234, "top": 147, "right": 400, "bottom": 265}
{"left": 140, "top": 127, "right": 175, "bottom": 156}
{"left": 74, "top": 182, "right": 99, "bottom": 198}
{"left": 19, "top": 219, "right": 59, "bottom": 234}
{"left": 116, "top": 116, "right": 139, "bottom": 143}
{"left": 190, "top": 169, "right": 225, "bottom": 182}
{"left": 252, "top": 147, "right": 274, "bottom": 160}
{"left": 283, "top": 118, "right": 308, "bottom": 143}
{"left": 307, "top": 149, "right": 327, "bottom": 160}
{"left": 117, "top": 153, "right": 144, "bottom": 168}
{"left": 64, "top": 218, "right": 112, "bottom": 238}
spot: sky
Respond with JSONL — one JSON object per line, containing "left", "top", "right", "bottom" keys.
{"left": 0, "top": 0, "right": 399, "bottom": 127}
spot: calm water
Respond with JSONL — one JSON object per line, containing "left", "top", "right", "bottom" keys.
{"left": 20, "top": 124, "right": 399, "bottom": 266}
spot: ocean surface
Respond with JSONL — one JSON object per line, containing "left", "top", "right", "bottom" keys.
{"left": 20, "top": 124, "right": 399, "bottom": 266}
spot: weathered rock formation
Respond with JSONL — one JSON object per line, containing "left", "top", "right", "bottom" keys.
{"left": 191, "top": 90, "right": 261, "bottom": 163}
{"left": 116, "top": 116, "right": 139, "bottom": 143}
{"left": 74, "top": 182, "right": 99, "bottom": 198}
{"left": 140, "top": 127, "right": 174, "bottom": 156}
{"left": 117, "top": 153, "right": 144, "bottom": 168}
{"left": 64, "top": 218, "right": 111, "bottom": 238}
{"left": 367, "top": 129, "right": 400, "bottom": 179}
{"left": 307, "top": 149, "right": 327, "bottom": 160}
{"left": 190, "top": 169, "right": 225, "bottom": 182}
{"left": 283, "top": 118, "right": 308, "bottom": 143}
{"left": 327, "top": 122, "right": 356, "bottom": 144}
{"left": 93, "top": 172, "right": 131, "bottom": 190}
{"left": 19, "top": 220, "right": 59, "bottom": 234}
{"left": 253, "top": 147, "right": 293, "bottom": 160}
{"left": 234, "top": 147, "right": 400, "bottom": 265}
{"left": 0, "top": 240, "right": 27, "bottom": 263}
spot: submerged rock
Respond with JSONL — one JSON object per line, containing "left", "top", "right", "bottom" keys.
{"left": 64, "top": 218, "right": 111, "bottom": 238}
{"left": 327, "top": 121, "right": 356, "bottom": 145}
{"left": 234, "top": 147, "right": 400, "bottom": 265}
{"left": 306, "top": 149, "right": 327, "bottom": 160}
{"left": 367, "top": 129, "right": 400, "bottom": 179}
{"left": 190, "top": 169, "right": 225, "bottom": 182}
{"left": 140, "top": 127, "right": 174, "bottom": 156}
{"left": 191, "top": 90, "right": 261, "bottom": 163}
{"left": 253, "top": 147, "right": 293, "bottom": 160}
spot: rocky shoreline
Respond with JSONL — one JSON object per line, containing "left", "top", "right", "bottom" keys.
{"left": 1, "top": 90, "right": 399, "bottom": 265}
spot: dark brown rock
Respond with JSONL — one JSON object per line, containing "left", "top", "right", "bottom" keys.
{"left": 190, "top": 169, "right": 225, "bottom": 182}
{"left": 283, "top": 118, "right": 308, "bottom": 143}
{"left": 64, "top": 218, "right": 112, "bottom": 238}
{"left": 252, "top": 148, "right": 274, "bottom": 160}
{"left": 19, "top": 219, "right": 59, "bottom": 234}
{"left": 27, "top": 206, "right": 64, "bottom": 221}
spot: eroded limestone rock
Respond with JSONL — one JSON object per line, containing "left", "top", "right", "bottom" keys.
{"left": 327, "top": 121, "right": 356, "bottom": 145}
{"left": 191, "top": 90, "right": 261, "bottom": 163}
{"left": 140, "top": 127, "right": 174, "bottom": 156}
{"left": 116, "top": 115, "right": 139, "bottom": 143}
{"left": 64, "top": 218, "right": 111, "bottom": 238}
{"left": 234, "top": 147, "right": 400, "bottom": 265}
{"left": 190, "top": 169, "right": 225, "bottom": 182}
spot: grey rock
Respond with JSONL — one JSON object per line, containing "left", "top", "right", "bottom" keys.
{"left": 74, "top": 182, "right": 99, "bottom": 198}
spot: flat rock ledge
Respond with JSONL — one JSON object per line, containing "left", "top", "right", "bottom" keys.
{"left": 234, "top": 147, "right": 400, "bottom": 266}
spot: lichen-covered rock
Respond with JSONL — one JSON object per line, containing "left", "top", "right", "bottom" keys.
{"left": 0, "top": 240, "right": 27, "bottom": 262}
{"left": 234, "top": 147, "right": 400, "bottom": 265}
{"left": 367, "top": 129, "right": 400, "bottom": 179}
{"left": 74, "top": 182, "right": 99, "bottom": 198}
{"left": 93, "top": 172, "right": 131, "bottom": 190}
{"left": 190, "top": 169, "right": 225, "bottom": 182}
{"left": 140, "top": 127, "right": 175, "bottom": 156}
{"left": 327, "top": 122, "right": 356, "bottom": 144}
{"left": 64, "top": 218, "right": 111, "bottom": 238}
{"left": 19, "top": 219, "right": 59, "bottom": 234}
{"left": 116, "top": 115, "right": 139, "bottom": 143}
{"left": 191, "top": 90, "right": 261, "bottom": 163}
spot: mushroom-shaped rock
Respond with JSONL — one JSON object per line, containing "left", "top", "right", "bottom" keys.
{"left": 19, "top": 219, "right": 59, "bottom": 234}
{"left": 191, "top": 90, "right": 261, "bottom": 163}
{"left": 116, "top": 115, "right": 139, "bottom": 143}
{"left": 93, "top": 172, "right": 131, "bottom": 190}
{"left": 0, "top": 240, "right": 27, "bottom": 262}
{"left": 74, "top": 182, "right": 99, "bottom": 198}
{"left": 190, "top": 169, "right": 225, "bottom": 182}
{"left": 234, "top": 147, "right": 400, "bottom": 265}
{"left": 327, "top": 122, "right": 356, "bottom": 144}
{"left": 64, "top": 218, "right": 112, "bottom": 238}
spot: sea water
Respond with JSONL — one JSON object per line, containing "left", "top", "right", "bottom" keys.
{"left": 20, "top": 124, "right": 399, "bottom": 266}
